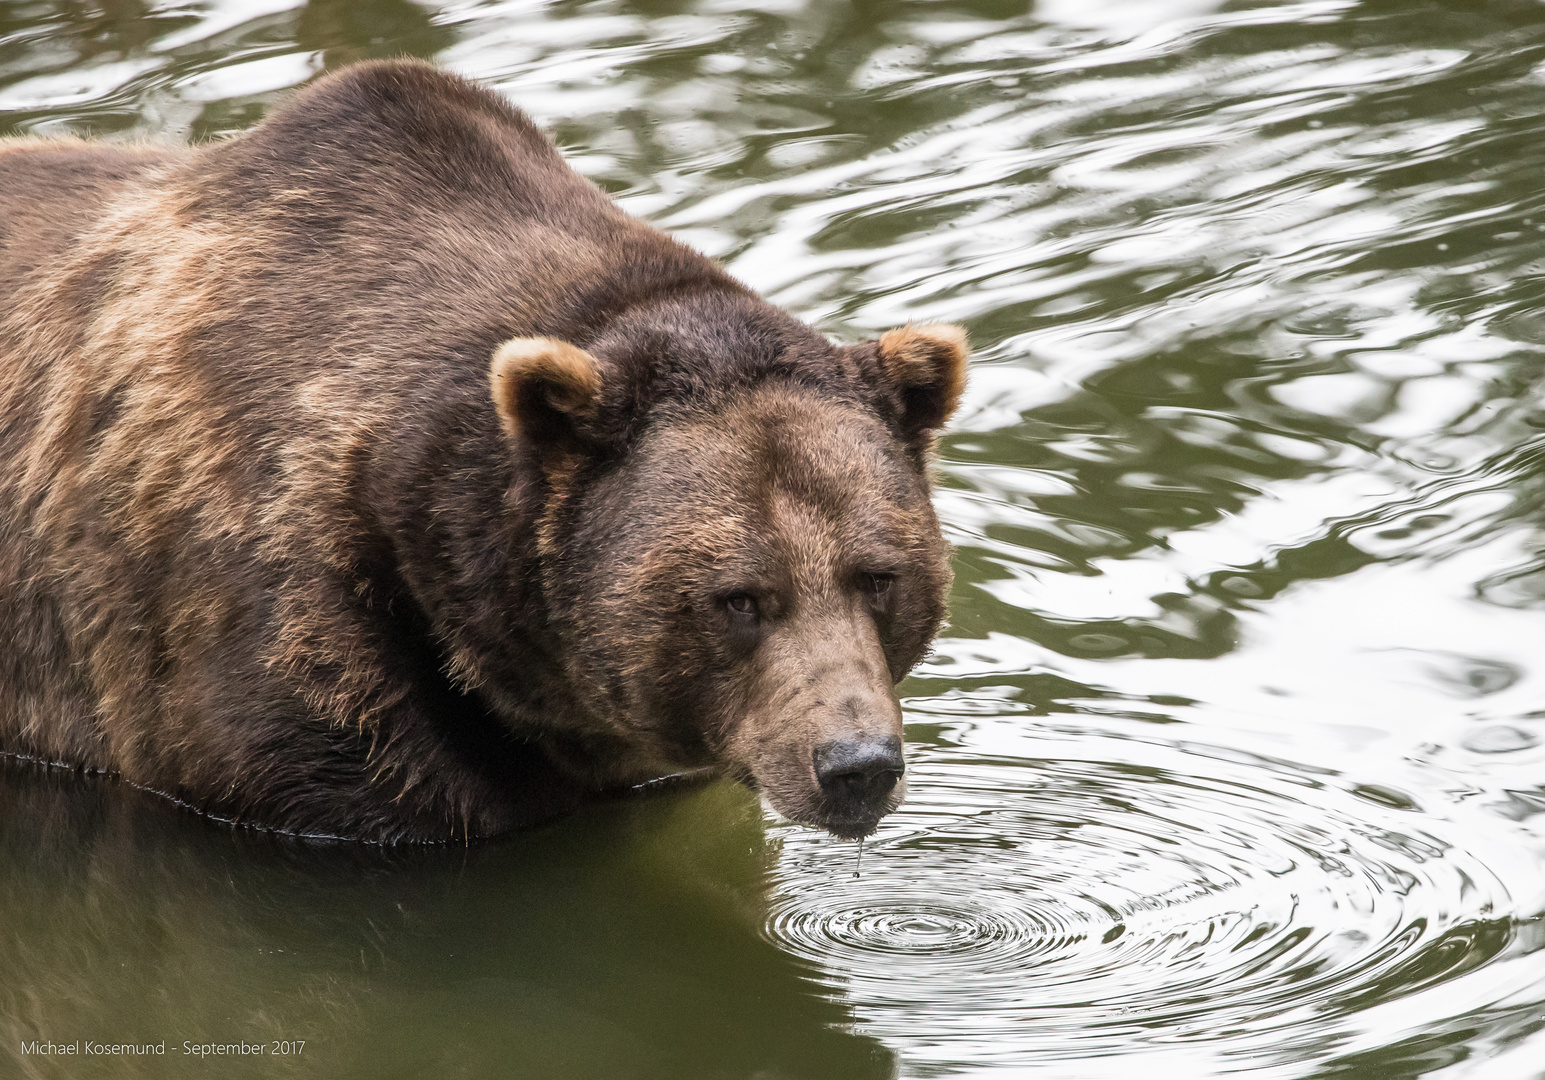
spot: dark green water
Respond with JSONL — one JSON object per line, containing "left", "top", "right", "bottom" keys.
{"left": 5, "top": 1, "right": 1545, "bottom": 1077}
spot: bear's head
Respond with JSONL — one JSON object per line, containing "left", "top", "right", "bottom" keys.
{"left": 490, "top": 297, "right": 967, "bottom": 839}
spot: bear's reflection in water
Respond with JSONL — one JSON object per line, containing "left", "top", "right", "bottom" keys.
{"left": 0, "top": 760, "right": 893, "bottom": 1080}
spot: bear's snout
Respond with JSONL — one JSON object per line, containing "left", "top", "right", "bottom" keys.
{"left": 801, "top": 726, "right": 907, "bottom": 839}
{"left": 727, "top": 623, "right": 910, "bottom": 840}
{"left": 737, "top": 611, "right": 910, "bottom": 839}
{"left": 813, "top": 735, "right": 904, "bottom": 810}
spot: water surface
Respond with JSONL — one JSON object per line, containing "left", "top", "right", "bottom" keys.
{"left": 4, "top": 1, "right": 1545, "bottom": 1077}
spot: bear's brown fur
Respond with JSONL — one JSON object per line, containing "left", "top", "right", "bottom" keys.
{"left": 0, "top": 60, "right": 967, "bottom": 842}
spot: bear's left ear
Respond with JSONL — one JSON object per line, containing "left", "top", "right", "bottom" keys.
{"left": 874, "top": 323, "right": 970, "bottom": 439}
{"left": 489, "top": 336, "right": 604, "bottom": 451}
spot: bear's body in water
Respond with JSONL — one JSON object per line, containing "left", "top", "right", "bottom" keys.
{"left": 0, "top": 60, "right": 967, "bottom": 842}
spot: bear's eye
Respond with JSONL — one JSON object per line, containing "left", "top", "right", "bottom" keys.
{"left": 723, "top": 593, "right": 759, "bottom": 618}
{"left": 858, "top": 572, "right": 895, "bottom": 605}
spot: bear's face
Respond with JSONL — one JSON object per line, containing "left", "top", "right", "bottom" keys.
{"left": 575, "top": 391, "right": 950, "bottom": 838}
{"left": 491, "top": 323, "right": 967, "bottom": 838}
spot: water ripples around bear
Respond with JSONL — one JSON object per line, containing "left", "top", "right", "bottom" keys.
{"left": 769, "top": 731, "right": 1545, "bottom": 1074}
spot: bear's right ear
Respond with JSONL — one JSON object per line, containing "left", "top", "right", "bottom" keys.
{"left": 489, "top": 336, "right": 604, "bottom": 451}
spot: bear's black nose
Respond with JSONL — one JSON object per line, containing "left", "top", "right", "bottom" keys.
{"left": 814, "top": 735, "right": 905, "bottom": 806}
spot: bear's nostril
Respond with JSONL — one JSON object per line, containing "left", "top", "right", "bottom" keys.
{"left": 813, "top": 736, "right": 905, "bottom": 805}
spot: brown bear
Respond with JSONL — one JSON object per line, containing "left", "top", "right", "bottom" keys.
{"left": 0, "top": 60, "right": 967, "bottom": 843}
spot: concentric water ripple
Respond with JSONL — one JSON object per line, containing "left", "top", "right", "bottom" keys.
{"left": 766, "top": 728, "right": 1540, "bottom": 1072}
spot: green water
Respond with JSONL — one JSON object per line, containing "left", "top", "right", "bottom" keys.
{"left": 5, "top": 1, "right": 1545, "bottom": 1077}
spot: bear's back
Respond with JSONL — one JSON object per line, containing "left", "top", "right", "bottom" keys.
{"left": 0, "top": 139, "right": 171, "bottom": 302}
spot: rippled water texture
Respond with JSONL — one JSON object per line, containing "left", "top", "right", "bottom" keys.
{"left": 6, "top": 1, "right": 1545, "bottom": 1077}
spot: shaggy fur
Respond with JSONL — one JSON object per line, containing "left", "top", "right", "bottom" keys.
{"left": 0, "top": 60, "right": 967, "bottom": 842}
